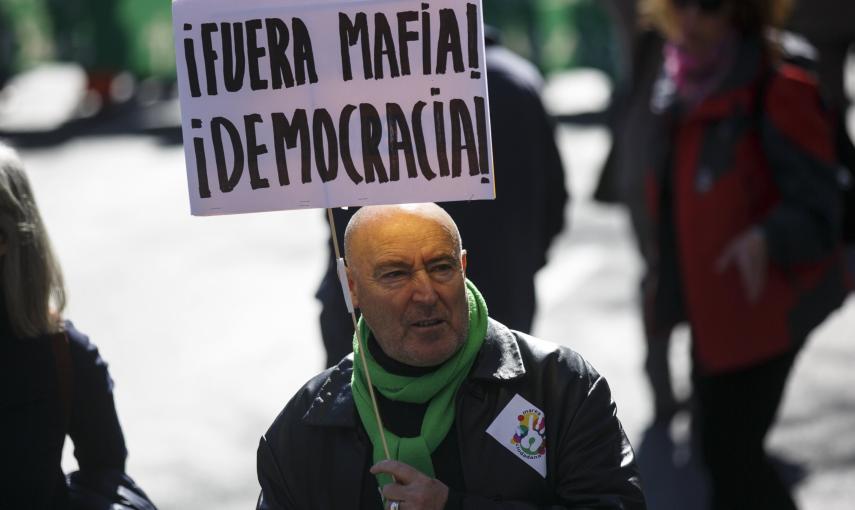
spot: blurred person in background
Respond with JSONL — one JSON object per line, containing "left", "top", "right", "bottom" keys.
{"left": 316, "top": 29, "right": 569, "bottom": 368}
{"left": 640, "top": 0, "right": 851, "bottom": 508}
{"left": 0, "top": 143, "right": 155, "bottom": 509}
{"left": 596, "top": 0, "right": 680, "bottom": 422}
{"left": 601, "top": 0, "right": 855, "bottom": 425}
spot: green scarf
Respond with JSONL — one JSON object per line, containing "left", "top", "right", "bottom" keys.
{"left": 351, "top": 279, "right": 487, "bottom": 486}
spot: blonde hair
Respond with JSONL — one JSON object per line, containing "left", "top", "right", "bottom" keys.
{"left": 641, "top": 0, "right": 794, "bottom": 42}
{"left": 0, "top": 143, "right": 66, "bottom": 338}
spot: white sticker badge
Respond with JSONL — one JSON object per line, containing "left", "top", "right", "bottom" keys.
{"left": 485, "top": 393, "right": 547, "bottom": 477}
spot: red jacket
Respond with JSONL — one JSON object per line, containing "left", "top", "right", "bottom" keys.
{"left": 644, "top": 40, "right": 850, "bottom": 374}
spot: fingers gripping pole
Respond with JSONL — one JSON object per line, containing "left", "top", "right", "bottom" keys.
{"left": 325, "top": 208, "right": 393, "bottom": 462}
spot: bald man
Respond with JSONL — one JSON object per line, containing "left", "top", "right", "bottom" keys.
{"left": 256, "top": 204, "right": 645, "bottom": 510}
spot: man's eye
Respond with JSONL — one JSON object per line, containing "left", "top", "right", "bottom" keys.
{"left": 380, "top": 270, "right": 408, "bottom": 281}
{"left": 429, "top": 264, "right": 456, "bottom": 280}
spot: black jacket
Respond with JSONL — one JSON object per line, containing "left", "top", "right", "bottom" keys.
{"left": 257, "top": 320, "right": 645, "bottom": 509}
{"left": 0, "top": 321, "right": 127, "bottom": 509}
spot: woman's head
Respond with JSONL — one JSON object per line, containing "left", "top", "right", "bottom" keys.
{"left": 642, "top": 0, "right": 794, "bottom": 57}
{"left": 0, "top": 142, "right": 65, "bottom": 338}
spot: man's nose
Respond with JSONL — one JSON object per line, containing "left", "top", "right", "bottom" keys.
{"left": 410, "top": 269, "right": 439, "bottom": 305}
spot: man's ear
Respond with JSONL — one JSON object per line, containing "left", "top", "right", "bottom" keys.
{"left": 460, "top": 249, "right": 467, "bottom": 276}
{"left": 345, "top": 265, "right": 359, "bottom": 308}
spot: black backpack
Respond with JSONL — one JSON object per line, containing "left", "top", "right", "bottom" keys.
{"left": 753, "top": 53, "right": 855, "bottom": 244}
{"left": 834, "top": 111, "right": 855, "bottom": 242}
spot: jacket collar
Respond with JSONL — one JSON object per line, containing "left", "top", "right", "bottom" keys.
{"left": 302, "top": 318, "right": 525, "bottom": 428}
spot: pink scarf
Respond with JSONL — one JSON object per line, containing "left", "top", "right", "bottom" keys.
{"left": 664, "top": 32, "right": 738, "bottom": 106}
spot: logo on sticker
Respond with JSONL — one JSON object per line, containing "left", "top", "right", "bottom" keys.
{"left": 486, "top": 393, "right": 548, "bottom": 477}
{"left": 511, "top": 409, "right": 546, "bottom": 459}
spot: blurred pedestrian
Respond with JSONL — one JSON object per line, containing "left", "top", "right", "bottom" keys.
{"left": 0, "top": 143, "right": 155, "bottom": 509}
{"left": 316, "top": 30, "right": 569, "bottom": 368}
{"left": 640, "top": 0, "right": 851, "bottom": 508}
{"left": 596, "top": 0, "right": 681, "bottom": 421}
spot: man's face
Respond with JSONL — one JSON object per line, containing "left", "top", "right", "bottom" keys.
{"left": 347, "top": 209, "right": 469, "bottom": 367}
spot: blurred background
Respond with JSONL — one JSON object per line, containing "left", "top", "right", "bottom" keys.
{"left": 2, "top": 0, "right": 854, "bottom": 508}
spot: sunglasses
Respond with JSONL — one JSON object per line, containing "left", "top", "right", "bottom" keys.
{"left": 672, "top": 0, "right": 725, "bottom": 12}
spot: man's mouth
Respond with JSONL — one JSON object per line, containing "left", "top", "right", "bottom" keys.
{"left": 412, "top": 319, "right": 443, "bottom": 328}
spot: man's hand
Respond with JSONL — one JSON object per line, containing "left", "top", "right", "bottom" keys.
{"left": 716, "top": 227, "right": 768, "bottom": 303}
{"left": 370, "top": 460, "right": 450, "bottom": 510}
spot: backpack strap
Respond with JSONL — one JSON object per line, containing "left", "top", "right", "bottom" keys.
{"left": 752, "top": 65, "right": 773, "bottom": 124}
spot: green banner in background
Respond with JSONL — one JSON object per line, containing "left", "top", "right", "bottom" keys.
{"left": 483, "top": 0, "right": 538, "bottom": 63}
{"left": 0, "top": 0, "right": 174, "bottom": 80}
{"left": 0, "top": 0, "right": 55, "bottom": 78}
{"left": 484, "top": 0, "right": 616, "bottom": 78}
{"left": 1, "top": 0, "right": 614, "bottom": 87}
{"left": 117, "top": 0, "right": 174, "bottom": 79}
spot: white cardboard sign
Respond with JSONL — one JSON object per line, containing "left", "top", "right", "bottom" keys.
{"left": 172, "top": 0, "right": 494, "bottom": 216}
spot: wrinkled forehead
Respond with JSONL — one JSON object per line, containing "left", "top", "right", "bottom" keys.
{"left": 346, "top": 206, "right": 462, "bottom": 266}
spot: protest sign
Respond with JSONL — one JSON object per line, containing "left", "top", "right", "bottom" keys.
{"left": 172, "top": 0, "right": 494, "bottom": 215}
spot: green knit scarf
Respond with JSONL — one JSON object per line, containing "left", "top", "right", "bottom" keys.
{"left": 351, "top": 279, "right": 487, "bottom": 486}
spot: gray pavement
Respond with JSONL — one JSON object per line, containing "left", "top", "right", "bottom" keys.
{"left": 12, "top": 78, "right": 855, "bottom": 509}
